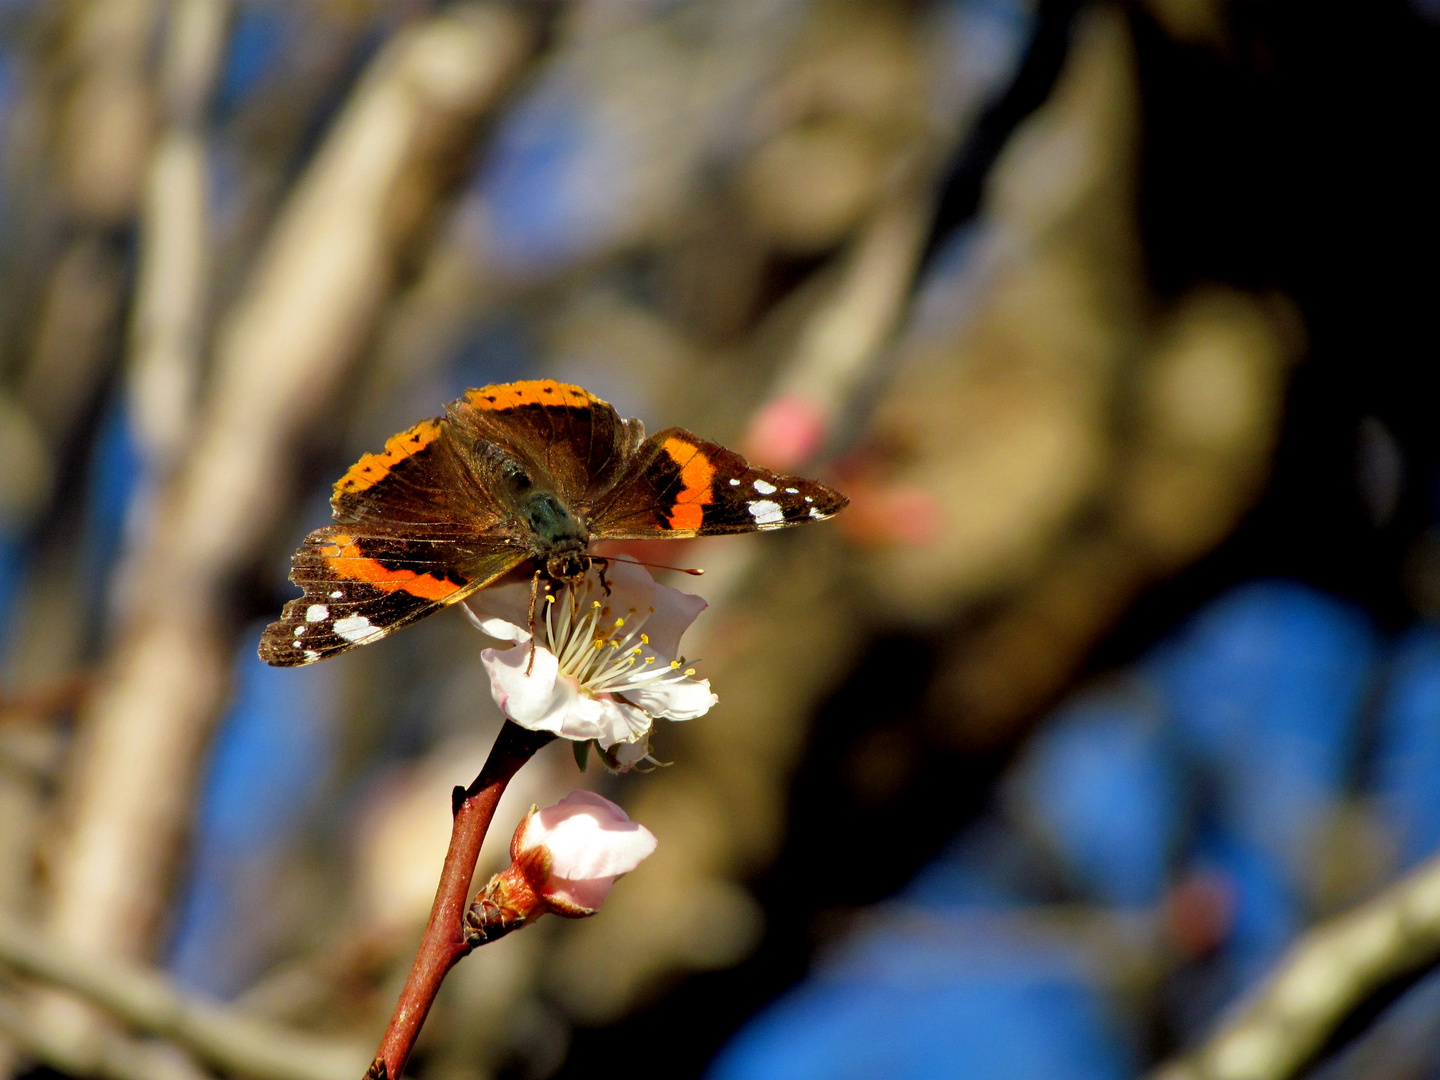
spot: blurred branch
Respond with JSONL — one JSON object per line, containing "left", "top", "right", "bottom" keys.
{"left": 785, "top": 188, "right": 930, "bottom": 413}
{"left": 0, "top": 992, "right": 213, "bottom": 1080}
{"left": 1152, "top": 850, "right": 1440, "bottom": 1080}
{"left": 0, "top": 674, "right": 88, "bottom": 726}
{"left": 745, "top": 184, "right": 931, "bottom": 469}
{"left": 128, "top": 0, "right": 231, "bottom": 471}
{"left": 0, "top": 909, "right": 367, "bottom": 1080}
{"left": 45, "top": 3, "right": 534, "bottom": 994}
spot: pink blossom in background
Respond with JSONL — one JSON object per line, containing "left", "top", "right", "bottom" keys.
{"left": 744, "top": 393, "right": 828, "bottom": 470}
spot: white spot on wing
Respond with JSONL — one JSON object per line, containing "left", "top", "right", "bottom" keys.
{"left": 334, "top": 615, "right": 381, "bottom": 643}
{"left": 293, "top": 626, "right": 304, "bottom": 636}
{"left": 804, "top": 496, "right": 813, "bottom": 503}
{"left": 752, "top": 479, "right": 777, "bottom": 494}
{"left": 809, "top": 506, "right": 825, "bottom": 518}
{"left": 304, "top": 650, "right": 321, "bottom": 662}
{"left": 785, "top": 487, "right": 798, "bottom": 494}
{"left": 330, "top": 590, "right": 343, "bottom": 599}
{"left": 728, "top": 478, "right": 741, "bottom": 486}
{"left": 305, "top": 604, "right": 328, "bottom": 623}
{"left": 748, "top": 499, "right": 785, "bottom": 525}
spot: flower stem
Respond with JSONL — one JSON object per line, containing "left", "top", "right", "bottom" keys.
{"left": 369, "top": 721, "right": 556, "bottom": 1079}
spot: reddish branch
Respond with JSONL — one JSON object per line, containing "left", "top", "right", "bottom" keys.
{"left": 368, "top": 721, "right": 556, "bottom": 1080}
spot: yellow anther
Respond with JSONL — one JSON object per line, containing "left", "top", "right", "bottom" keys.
{"left": 640, "top": 634, "right": 650, "bottom": 644}
{"left": 684, "top": 668, "right": 696, "bottom": 676}
{"left": 592, "top": 601, "right": 602, "bottom": 609}
{"left": 670, "top": 661, "right": 680, "bottom": 669}
{"left": 546, "top": 595, "right": 556, "bottom": 604}
{"left": 614, "top": 618, "right": 625, "bottom": 628}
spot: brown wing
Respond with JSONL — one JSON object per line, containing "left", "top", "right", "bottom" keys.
{"left": 587, "top": 427, "right": 848, "bottom": 539}
{"left": 262, "top": 412, "right": 523, "bottom": 667}
{"left": 331, "top": 415, "right": 511, "bottom": 536}
{"left": 445, "top": 380, "right": 647, "bottom": 507}
{"left": 259, "top": 528, "right": 523, "bottom": 666}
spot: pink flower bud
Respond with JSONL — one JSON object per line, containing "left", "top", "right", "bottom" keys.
{"left": 466, "top": 792, "right": 657, "bottom": 946}
{"left": 511, "top": 790, "right": 658, "bottom": 913}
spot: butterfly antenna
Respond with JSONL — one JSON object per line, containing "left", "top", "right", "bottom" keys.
{"left": 605, "top": 555, "right": 705, "bottom": 576}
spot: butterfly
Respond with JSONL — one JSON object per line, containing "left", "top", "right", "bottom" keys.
{"left": 259, "top": 380, "right": 848, "bottom": 666}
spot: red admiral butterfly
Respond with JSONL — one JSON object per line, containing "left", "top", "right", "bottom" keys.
{"left": 260, "top": 380, "right": 848, "bottom": 666}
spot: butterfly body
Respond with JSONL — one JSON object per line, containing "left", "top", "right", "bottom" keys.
{"left": 260, "top": 380, "right": 846, "bottom": 666}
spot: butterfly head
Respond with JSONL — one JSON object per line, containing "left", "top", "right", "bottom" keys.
{"left": 544, "top": 548, "right": 589, "bottom": 584}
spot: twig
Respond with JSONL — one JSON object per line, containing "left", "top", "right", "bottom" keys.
{"left": 371, "top": 721, "right": 555, "bottom": 1080}
{"left": 1151, "top": 850, "right": 1440, "bottom": 1080}
{"left": 0, "top": 909, "right": 367, "bottom": 1080}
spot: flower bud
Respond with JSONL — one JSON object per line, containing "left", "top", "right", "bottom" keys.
{"left": 466, "top": 791, "right": 656, "bottom": 946}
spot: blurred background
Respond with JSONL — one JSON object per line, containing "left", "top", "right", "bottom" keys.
{"left": 2, "top": 1, "right": 1439, "bottom": 1078}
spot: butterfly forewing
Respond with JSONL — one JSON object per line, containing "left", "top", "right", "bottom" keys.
{"left": 331, "top": 416, "right": 509, "bottom": 534}
{"left": 447, "top": 380, "right": 645, "bottom": 507}
{"left": 589, "top": 427, "right": 848, "bottom": 539}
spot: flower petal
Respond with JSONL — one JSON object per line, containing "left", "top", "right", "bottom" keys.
{"left": 595, "top": 697, "right": 653, "bottom": 749}
{"left": 553, "top": 691, "right": 613, "bottom": 742}
{"left": 555, "top": 790, "right": 630, "bottom": 819}
{"left": 595, "top": 561, "right": 659, "bottom": 610}
{"left": 624, "top": 676, "right": 717, "bottom": 722}
{"left": 470, "top": 613, "right": 532, "bottom": 644}
{"left": 465, "top": 581, "right": 536, "bottom": 642}
{"left": 545, "top": 874, "right": 616, "bottom": 912}
{"left": 637, "top": 584, "right": 707, "bottom": 660}
{"left": 533, "top": 796, "right": 658, "bottom": 880}
{"left": 482, "top": 644, "right": 573, "bottom": 732}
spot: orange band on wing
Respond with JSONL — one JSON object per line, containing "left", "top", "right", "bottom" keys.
{"left": 661, "top": 437, "right": 715, "bottom": 532}
{"left": 334, "top": 419, "right": 442, "bottom": 497}
{"left": 465, "top": 380, "right": 594, "bottom": 411}
{"left": 319, "top": 534, "right": 463, "bottom": 601}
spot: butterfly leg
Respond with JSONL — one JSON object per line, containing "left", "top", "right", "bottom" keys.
{"left": 592, "top": 556, "right": 613, "bottom": 596}
{"left": 525, "top": 569, "right": 544, "bottom": 675}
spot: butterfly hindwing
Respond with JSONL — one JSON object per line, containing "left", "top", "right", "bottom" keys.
{"left": 589, "top": 427, "right": 848, "bottom": 539}
{"left": 259, "top": 527, "right": 523, "bottom": 666}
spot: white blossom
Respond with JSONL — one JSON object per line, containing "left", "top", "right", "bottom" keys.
{"left": 467, "top": 561, "right": 716, "bottom": 761}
